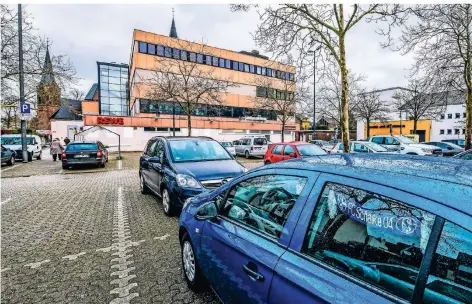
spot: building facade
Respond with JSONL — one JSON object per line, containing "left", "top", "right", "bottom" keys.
{"left": 72, "top": 19, "right": 298, "bottom": 151}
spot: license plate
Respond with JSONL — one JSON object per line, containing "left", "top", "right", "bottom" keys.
{"left": 254, "top": 147, "right": 261, "bottom": 150}
{"left": 75, "top": 154, "right": 89, "bottom": 158}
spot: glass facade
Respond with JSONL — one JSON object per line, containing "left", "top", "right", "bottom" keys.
{"left": 98, "top": 62, "right": 129, "bottom": 116}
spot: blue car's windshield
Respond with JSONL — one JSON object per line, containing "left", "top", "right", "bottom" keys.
{"left": 1, "top": 137, "right": 34, "bottom": 145}
{"left": 169, "top": 140, "right": 232, "bottom": 162}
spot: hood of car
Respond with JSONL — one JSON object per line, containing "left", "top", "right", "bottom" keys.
{"left": 173, "top": 159, "right": 245, "bottom": 181}
{"left": 2, "top": 144, "right": 31, "bottom": 151}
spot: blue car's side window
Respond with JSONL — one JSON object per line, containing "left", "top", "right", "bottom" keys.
{"left": 220, "top": 175, "right": 308, "bottom": 239}
{"left": 301, "top": 182, "right": 436, "bottom": 302}
{"left": 423, "top": 222, "right": 472, "bottom": 303}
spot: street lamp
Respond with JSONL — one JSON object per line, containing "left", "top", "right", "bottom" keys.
{"left": 308, "top": 46, "right": 322, "bottom": 133}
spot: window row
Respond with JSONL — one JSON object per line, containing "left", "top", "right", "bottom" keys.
{"left": 439, "top": 129, "right": 466, "bottom": 135}
{"left": 441, "top": 113, "right": 466, "bottom": 120}
{"left": 137, "top": 41, "right": 295, "bottom": 81}
{"left": 100, "top": 69, "right": 128, "bottom": 79}
{"left": 138, "top": 99, "right": 279, "bottom": 121}
{"left": 144, "top": 127, "right": 181, "bottom": 132}
{"left": 256, "top": 87, "right": 294, "bottom": 100}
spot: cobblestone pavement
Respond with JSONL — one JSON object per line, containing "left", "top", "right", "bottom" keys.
{"left": 1, "top": 150, "right": 262, "bottom": 304}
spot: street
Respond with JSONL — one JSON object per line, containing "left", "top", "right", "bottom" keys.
{"left": 1, "top": 149, "right": 262, "bottom": 304}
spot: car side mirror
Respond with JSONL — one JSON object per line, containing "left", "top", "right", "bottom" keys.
{"left": 149, "top": 156, "right": 161, "bottom": 163}
{"left": 104, "top": 145, "right": 109, "bottom": 149}
{"left": 194, "top": 201, "right": 218, "bottom": 221}
{"left": 289, "top": 153, "right": 295, "bottom": 158}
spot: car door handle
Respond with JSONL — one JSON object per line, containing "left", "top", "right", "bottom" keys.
{"left": 242, "top": 264, "right": 264, "bottom": 282}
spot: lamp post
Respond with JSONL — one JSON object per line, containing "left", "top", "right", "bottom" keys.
{"left": 308, "top": 46, "right": 321, "bottom": 134}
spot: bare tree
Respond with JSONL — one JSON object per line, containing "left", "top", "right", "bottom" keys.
{"left": 317, "top": 62, "right": 366, "bottom": 133}
{"left": 354, "top": 89, "right": 389, "bottom": 137}
{"left": 66, "top": 88, "right": 85, "bottom": 100}
{"left": 389, "top": 4, "right": 472, "bottom": 149}
{"left": 231, "top": 4, "right": 407, "bottom": 151}
{"left": 252, "top": 58, "right": 309, "bottom": 142}
{"left": 137, "top": 40, "right": 236, "bottom": 136}
{"left": 393, "top": 78, "right": 446, "bottom": 134}
{"left": 1, "top": 4, "right": 78, "bottom": 128}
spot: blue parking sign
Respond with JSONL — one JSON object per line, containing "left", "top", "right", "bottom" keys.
{"left": 20, "top": 103, "right": 31, "bottom": 114}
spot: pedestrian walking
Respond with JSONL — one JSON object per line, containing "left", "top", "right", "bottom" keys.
{"left": 64, "top": 137, "right": 70, "bottom": 145}
{"left": 50, "top": 138, "right": 64, "bottom": 161}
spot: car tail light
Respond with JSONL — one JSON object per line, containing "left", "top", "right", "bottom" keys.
{"left": 251, "top": 146, "right": 254, "bottom": 151}
{"left": 61, "top": 152, "right": 66, "bottom": 159}
{"left": 97, "top": 151, "right": 103, "bottom": 157}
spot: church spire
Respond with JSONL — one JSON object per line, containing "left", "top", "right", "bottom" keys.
{"left": 40, "top": 40, "right": 56, "bottom": 85}
{"left": 169, "top": 8, "right": 178, "bottom": 38}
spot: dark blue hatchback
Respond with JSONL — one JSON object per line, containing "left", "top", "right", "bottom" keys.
{"left": 178, "top": 153, "right": 472, "bottom": 304}
{"left": 139, "top": 136, "right": 246, "bottom": 216}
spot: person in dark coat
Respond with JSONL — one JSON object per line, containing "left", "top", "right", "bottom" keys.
{"left": 64, "top": 137, "right": 70, "bottom": 145}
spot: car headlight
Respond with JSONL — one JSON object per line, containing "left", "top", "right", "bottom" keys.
{"left": 176, "top": 174, "right": 201, "bottom": 188}
{"left": 243, "top": 167, "right": 248, "bottom": 173}
{"left": 421, "top": 148, "right": 433, "bottom": 153}
{"left": 183, "top": 197, "right": 193, "bottom": 210}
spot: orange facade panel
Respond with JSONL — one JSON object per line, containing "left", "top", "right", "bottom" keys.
{"left": 84, "top": 114, "right": 298, "bottom": 132}
{"left": 82, "top": 101, "right": 99, "bottom": 114}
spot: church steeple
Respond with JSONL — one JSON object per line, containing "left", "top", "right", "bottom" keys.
{"left": 39, "top": 41, "right": 56, "bottom": 85}
{"left": 169, "top": 8, "right": 178, "bottom": 38}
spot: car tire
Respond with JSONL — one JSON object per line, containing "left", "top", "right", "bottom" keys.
{"left": 181, "top": 233, "right": 207, "bottom": 292}
{"left": 36, "top": 151, "right": 42, "bottom": 160}
{"left": 245, "top": 150, "right": 250, "bottom": 159}
{"left": 27, "top": 152, "right": 33, "bottom": 162}
{"left": 406, "top": 152, "right": 418, "bottom": 155}
{"left": 265, "top": 160, "right": 271, "bottom": 165}
{"left": 62, "top": 165, "right": 68, "bottom": 170}
{"left": 161, "top": 188, "right": 174, "bottom": 216}
{"left": 7, "top": 156, "right": 15, "bottom": 166}
{"left": 140, "top": 173, "right": 150, "bottom": 194}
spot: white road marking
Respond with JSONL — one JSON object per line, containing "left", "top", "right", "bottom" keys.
{"left": 62, "top": 252, "right": 86, "bottom": 261}
{"left": 153, "top": 234, "right": 170, "bottom": 241}
{"left": 117, "top": 160, "right": 122, "bottom": 170}
{"left": 1, "top": 164, "right": 22, "bottom": 172}
{"left": 0, "top": 198, "right": 12, "bottom": 205}
{"left": 1, "top": 268, "right": 11, "bottom": 272}
{"left": 108, "top": 186, "right": 139, "bottom": 304}
{"left": 24, "top": 260, "right": 50, "bottom": 269}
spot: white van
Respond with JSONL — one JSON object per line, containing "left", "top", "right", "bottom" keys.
{"left": 1, "top": 134, "right": 43, "bottom": 161}
{"left": 234, "top": 136, "right": 268, "bottom": 158}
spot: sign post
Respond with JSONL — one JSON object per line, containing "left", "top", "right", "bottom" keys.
{"left": 18, "top": 4, "right": 29, "bottom": 163}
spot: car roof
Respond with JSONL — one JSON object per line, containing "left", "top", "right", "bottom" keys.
{"left": 70, "top": 141, "right": 99, "bottom": 144}
{"left": 151, "top": 136, "right": 214, "bottom": 142}
{"left": 256, "top": 153, "right": 472, "bottom": 216}
{"left": 2, "top": 134, "right": 37, "bottom": 137}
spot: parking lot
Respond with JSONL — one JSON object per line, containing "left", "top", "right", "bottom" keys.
{"left": 1, "top": 148, "right": 262, "bottom": 304}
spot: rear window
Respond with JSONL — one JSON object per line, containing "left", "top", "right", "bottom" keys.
{"left": 66, "top": 143, "right": 98, "bottom": 151}
{"left": 220, "top": 142, "right": 233, "bottom": 147}
{"left": 253, "top": 138, "right": 267, "bottom": 146}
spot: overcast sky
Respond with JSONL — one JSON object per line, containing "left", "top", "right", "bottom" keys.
{"left": 27, "top": 4, "right": 415, "bottom": 95}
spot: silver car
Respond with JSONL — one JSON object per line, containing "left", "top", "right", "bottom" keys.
{"left": 219, "top": 141, "right": 236, "bottom": 156}
{"left": 332, "top": 141, "right": 398, "bottom": 154}
{"left": 234, "top": 136, "right": 268, "bottom": 159}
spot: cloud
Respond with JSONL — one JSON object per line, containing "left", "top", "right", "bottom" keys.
{"left": 26, "top": 4, "right": 412, "bottom": 94}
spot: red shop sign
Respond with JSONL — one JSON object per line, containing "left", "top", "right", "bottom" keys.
{"left": 97, "top": 116, "right": 124, "bottom": 125}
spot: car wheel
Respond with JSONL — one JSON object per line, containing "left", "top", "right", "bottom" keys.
{"left": 406, "top": 152, "right": 418, "bottom": 155}
{"left": 162, "top": 188, "right": 174, "bottom": 216}
{"left": 181, "top": 233, "right": 207, "bottom": 292}
{"left": 140, "top": 173, "right": 150, "bottom": 194}
{"left": 245, "top": 151, "right": 250, "bottom": 159}
{"left": 27, "top": 152, "right": 33, "bottom": 162}
{"left": 36, "top": 151, "right": 42, "bottom": 160}
{"left": 265, "top": 160, "right": 271, "bottom": 165}
{"left": 62, "top": 165, "right": 68, "bottom": 170}
{"left": 7, "top": 156, "right": 15, "bottom": 166}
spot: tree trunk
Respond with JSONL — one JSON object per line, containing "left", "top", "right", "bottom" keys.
{"left": 466, "top": 88, "right": 472, "bottom": 150}
{"left": 413, "top": 119, "right": 418, "bottom": 135}
{"left": 281, "top": 120, "right": 286, "bottom": 142}
{"left": 366, "top": 119, "right": 370, "bottom": 138}
{"left": 339, "top": 36, "right": 350, "bottom": 152}
{"left": 187, "top": 114, "right": 192, "bottom": 136}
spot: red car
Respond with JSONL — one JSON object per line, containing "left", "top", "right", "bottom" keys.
{"left": 264, "top": 142, "right": 327, "bottom": 165}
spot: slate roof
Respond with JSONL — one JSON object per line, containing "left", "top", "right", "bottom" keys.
{"left": 169, "top": 17, "right": 178, "bottom": 38}
{"left": 84, "top": 83, "right": 98, "bottom": 100}
{"left": 399, "top": 90, "right": 466, "bottom": 111}
{"left": 39, "top": 47, "right": 56, "bottom": 85}
{"left": 49, "top": 98, "right": 82, "bottom": 121}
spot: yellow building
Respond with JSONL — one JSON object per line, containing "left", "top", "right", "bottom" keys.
{"left": 366, "top": 119, "right": 432, "bottom": 142}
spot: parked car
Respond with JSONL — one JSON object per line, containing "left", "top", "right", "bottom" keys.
{"left": 234, "top": 136, "right": 268, "bottom": 159}
{"left": 309, "top": 140, "right": 334, "bottom": 152}
{"left": 422, "top": 141, "right": 464, "bottom": 157}
{"left": 367, "top": 135, "right": 442, "bottom": 156}
{"left": 178, "top": 153, "right": 472, "bottom": 304}
{"left": 61, "top": 141, "right": 108, "bottom": 170}
{"left": 139, "top": 136, "right": 247, "bottom": 216}
{"left": 0, "top": 145, "right": 16, "bottom": 166}
{"left": 219, "top": 141, "right": 236, "bottom": 156}
{"left": 331, "top": 141, "right": 396, "bottom": 154}
{"left": 442, "top": 139, "right": 465, "bottom": 148}
{"left": 454, "top": 149, "right": 472, "bottom": 160}
{"left": 264, "top": 142, "right": 326, "bottom": 164}
{"left": 1, "top": 134, "right": 43, "bottom": 161}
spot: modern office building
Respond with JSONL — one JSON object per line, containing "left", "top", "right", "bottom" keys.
{"left": 63, "top": 17, "right": 298, "bottom": 150}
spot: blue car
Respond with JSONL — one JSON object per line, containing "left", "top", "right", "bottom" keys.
{"left": 178, "top": 153, "right": 472, "bottom": 304}
{"left": 139, "top": 136, "right": 247, "bottom": 216}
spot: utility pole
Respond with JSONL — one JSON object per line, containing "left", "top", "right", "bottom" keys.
{"left": 18, "top": 4, "right": 28, "bottom": 163}
{"left": 172, "top": 102, "right": 176, "bottom": 136}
